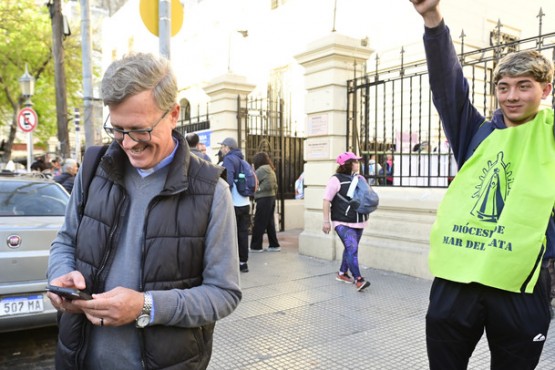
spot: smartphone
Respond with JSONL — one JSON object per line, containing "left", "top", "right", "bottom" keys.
{"left": 46, "top": 285, "right": 92, "bottom": 301}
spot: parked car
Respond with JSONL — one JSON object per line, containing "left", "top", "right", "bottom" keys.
{"left": 0, "top": 171, "right": 69, "bottom": 332}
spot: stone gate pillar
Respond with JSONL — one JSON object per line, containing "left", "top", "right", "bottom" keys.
{"left": 294, "top": 33, "right": 372, "bottom": 260}
{"left": 203, "top": 73, "right": 255, "bottom": 152}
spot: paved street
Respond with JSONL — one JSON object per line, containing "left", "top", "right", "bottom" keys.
{"left": 208, "top": 229, "right": 555, "bottom": 369}
{"left": 2, "top": 228, "right": 555, "bottom": 369}
{"left": 0, "top": 326, "right": 56, "bottom": 369}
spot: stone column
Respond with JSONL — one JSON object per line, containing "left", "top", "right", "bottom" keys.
{"left": 294, "top": 33, "right": 372, "bottom": 260}
{"left": 203, "top": 73, "right": 255, "bottom": 151}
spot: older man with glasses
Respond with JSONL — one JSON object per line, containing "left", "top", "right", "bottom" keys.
{"left": 47, "top": 52, "right": 241, "bottom": 370}
{"left": 103, "top": 110, "right": 169, "bottom": 143}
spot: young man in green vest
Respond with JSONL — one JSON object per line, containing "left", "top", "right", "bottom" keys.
{"left": 411, "top": 0, "right": 555, "bottom": 369}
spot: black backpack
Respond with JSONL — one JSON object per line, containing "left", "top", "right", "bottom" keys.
{"left": 334, "top": 175, "right": 379, "bottom": 215}
{"left": 78, "top": 145, "right": 108, "bottom": 217}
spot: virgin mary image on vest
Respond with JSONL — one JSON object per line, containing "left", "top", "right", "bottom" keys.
{"left": 470, "top": 151, "right": 512, "bottom": 223}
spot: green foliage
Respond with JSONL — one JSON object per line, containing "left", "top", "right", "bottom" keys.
{"left": 0, "top": 0, "right": 83, "bottom": 148}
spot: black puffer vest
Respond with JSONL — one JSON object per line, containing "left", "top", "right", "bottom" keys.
{"left": 331, "top": 173, "right": 368, "bottom": 223}
{"left": 55, "top": 132, "right": 223, "bottom": 370}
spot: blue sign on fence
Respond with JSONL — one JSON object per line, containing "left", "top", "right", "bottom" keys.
{"left": 198, "top": 131, "right": 211, "bottom": 147}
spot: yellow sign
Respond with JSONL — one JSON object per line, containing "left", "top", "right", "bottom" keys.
{"left": 139, "top": 0, "right": 184, "bottom": 37}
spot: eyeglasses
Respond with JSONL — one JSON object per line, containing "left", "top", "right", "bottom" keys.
{"left": 103, "top": 110, "right": 169, "bottom": 143}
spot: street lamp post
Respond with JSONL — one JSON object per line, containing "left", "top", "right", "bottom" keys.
{"left": 19, "top": 64, "right": 35, "bottom": 172}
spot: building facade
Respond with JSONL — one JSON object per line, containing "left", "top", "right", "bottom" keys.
{"left": 100, "top": 0, "right": 555, "bottom": 279}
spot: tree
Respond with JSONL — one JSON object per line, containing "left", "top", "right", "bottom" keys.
{"left": 0, "top": 0, "right": 82, "bottom": 163}
{"left": 48, "top": 0, "right": 71, "bottom": 158}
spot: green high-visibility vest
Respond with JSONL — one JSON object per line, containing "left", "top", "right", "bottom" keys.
{"left": 429, "top": 108, "right": 555, "bottom": 293}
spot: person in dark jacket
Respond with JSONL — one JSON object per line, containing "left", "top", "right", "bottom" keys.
{"left": 322, "top": 152, "right": 371, "bottom": 292}
{"left": 186, "top": 132, "right": 211, "bottom": 162}
{"left": 219, "top": 137, "right": 251, "bottom": 273}
{"left": 30, "top": 155, "right": 47, "bottom": 172}
{"left": 53, "top": 158, "right": 78, "bottom": 193}
{"left": 411, "top": 1, "right": 555, "bottom": 369}
{"left": 250, "top": 152, "right": 280, "bottom": 253}
{"left": 46, "top": 52, "right": 241, "bottom": 370}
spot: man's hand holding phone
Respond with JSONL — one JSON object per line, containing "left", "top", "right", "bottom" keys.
{"left": 46, "top": 285, "right": 92, "bottom": 300}
{"left": 46, "top": 271, "right": 88, "bottom": 314}
{"left": 47, "top": 272, "right": 146, "bottom": 328}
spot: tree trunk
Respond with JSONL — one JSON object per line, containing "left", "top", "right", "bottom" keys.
{"left": 50, "top": 0, "right": 70, "bottom": 158}
{"left": 1, "top": 115, "right": 18, "bottom": 164}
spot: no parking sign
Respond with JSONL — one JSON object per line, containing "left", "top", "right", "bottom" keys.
{"left": 17, "top": 107, "right": 38, "bottom": 133}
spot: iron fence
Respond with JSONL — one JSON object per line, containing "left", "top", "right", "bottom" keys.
{"left": 238, "top": 96, "right": 305, "bottom": 231}
{"left": 175, "top": 103, "right": 210, "bottom": 137}
{"left": 348, "top": 12, "right": 555, "bottom": 187}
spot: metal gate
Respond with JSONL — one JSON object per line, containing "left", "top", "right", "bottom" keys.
{"left": 347, "top": 12, "right": 555, "bottom": 187}
{"left": 238, "top": 96, "right": 305, "bottom": 231}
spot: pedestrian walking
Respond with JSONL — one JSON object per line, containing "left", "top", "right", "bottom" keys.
{"left": 219, "top": 137, "right": 252, "bottom": 273}
{"left": 322, "top": 151, "right": 371, "bottom": 292}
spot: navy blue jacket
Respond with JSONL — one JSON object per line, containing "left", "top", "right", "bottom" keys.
{"left": 54, "top": 172, "right": 75, "bottom": 194}
{"left": 222, "top": 149, "right": 245, "bottom": 189}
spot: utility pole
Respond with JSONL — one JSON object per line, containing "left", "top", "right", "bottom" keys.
{"left": 48, "top": 0, "right": 70, "bottom": 158}
{"left": 159, "top": 0, "right": 171, "bottom": 58}
{"left": 80, "top": 0, "right": 96, "bottom": 149}
{"left": 332, "top": 0, "right": 337, "bottom": 32}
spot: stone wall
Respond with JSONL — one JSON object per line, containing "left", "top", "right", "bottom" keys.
{"left": 300, "top": 187, "right": 444, "bottom": 280}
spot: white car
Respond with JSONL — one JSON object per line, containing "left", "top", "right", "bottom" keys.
{"left": 0, "top": 172, "right": 69, "bottom": 332}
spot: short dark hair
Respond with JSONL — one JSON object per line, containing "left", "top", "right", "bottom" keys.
{"left": 186, "top": 133, "right": 200, "bottom": 147}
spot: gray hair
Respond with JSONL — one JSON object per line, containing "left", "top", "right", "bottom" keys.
{"left": 493, "top": 50, "right": 554, "bottom": 85}
{"left": 101, "top": 52, "right": 177, "bottom": 111}
{"left": 62, "top": 158, "right": 77, "bottom": 172}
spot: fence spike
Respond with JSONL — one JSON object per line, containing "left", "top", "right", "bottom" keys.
{"left": 459, "top": 29, "right": 466, "bottom": 61}
{"left": 537, "top": 7, "right": 545, "bottom": 43}
{"left": 400, "top": 47, "right": 405, "bottom": 77}
{"left": 374, "top": 53, "right": 380, "bottom": 81}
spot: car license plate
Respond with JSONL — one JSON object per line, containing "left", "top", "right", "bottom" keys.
{"left": 0, "top": 295, "right": 44, "bottom": 316}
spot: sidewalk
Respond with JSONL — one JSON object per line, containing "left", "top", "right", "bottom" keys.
{"left": 208, "top": 229, "right": 555, "bottom": 370}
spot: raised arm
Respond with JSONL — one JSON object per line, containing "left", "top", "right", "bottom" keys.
{"left": 410, "top": 0, "right": 485, "bottom": 166}
{"left": 410, "top": 0, "right": 442, "bottom": 28}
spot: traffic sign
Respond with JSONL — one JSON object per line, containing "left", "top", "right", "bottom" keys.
{"left": 17, "top": 107, "right": 38, "bottom": 133}
{"left": 140, "top": 0, "right": 184, "bottom": 37}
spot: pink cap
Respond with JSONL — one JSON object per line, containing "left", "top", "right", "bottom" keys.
{"left": 336, "top": 151, "right": 362, "bottom": 165}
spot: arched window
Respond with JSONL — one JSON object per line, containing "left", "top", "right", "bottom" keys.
{"left": 179, "top": 98, "right": 191, "bottom": 124}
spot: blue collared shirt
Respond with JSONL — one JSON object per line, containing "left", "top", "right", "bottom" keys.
{"left": 137, "top": 138, "right": 179, "bottom": 178}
